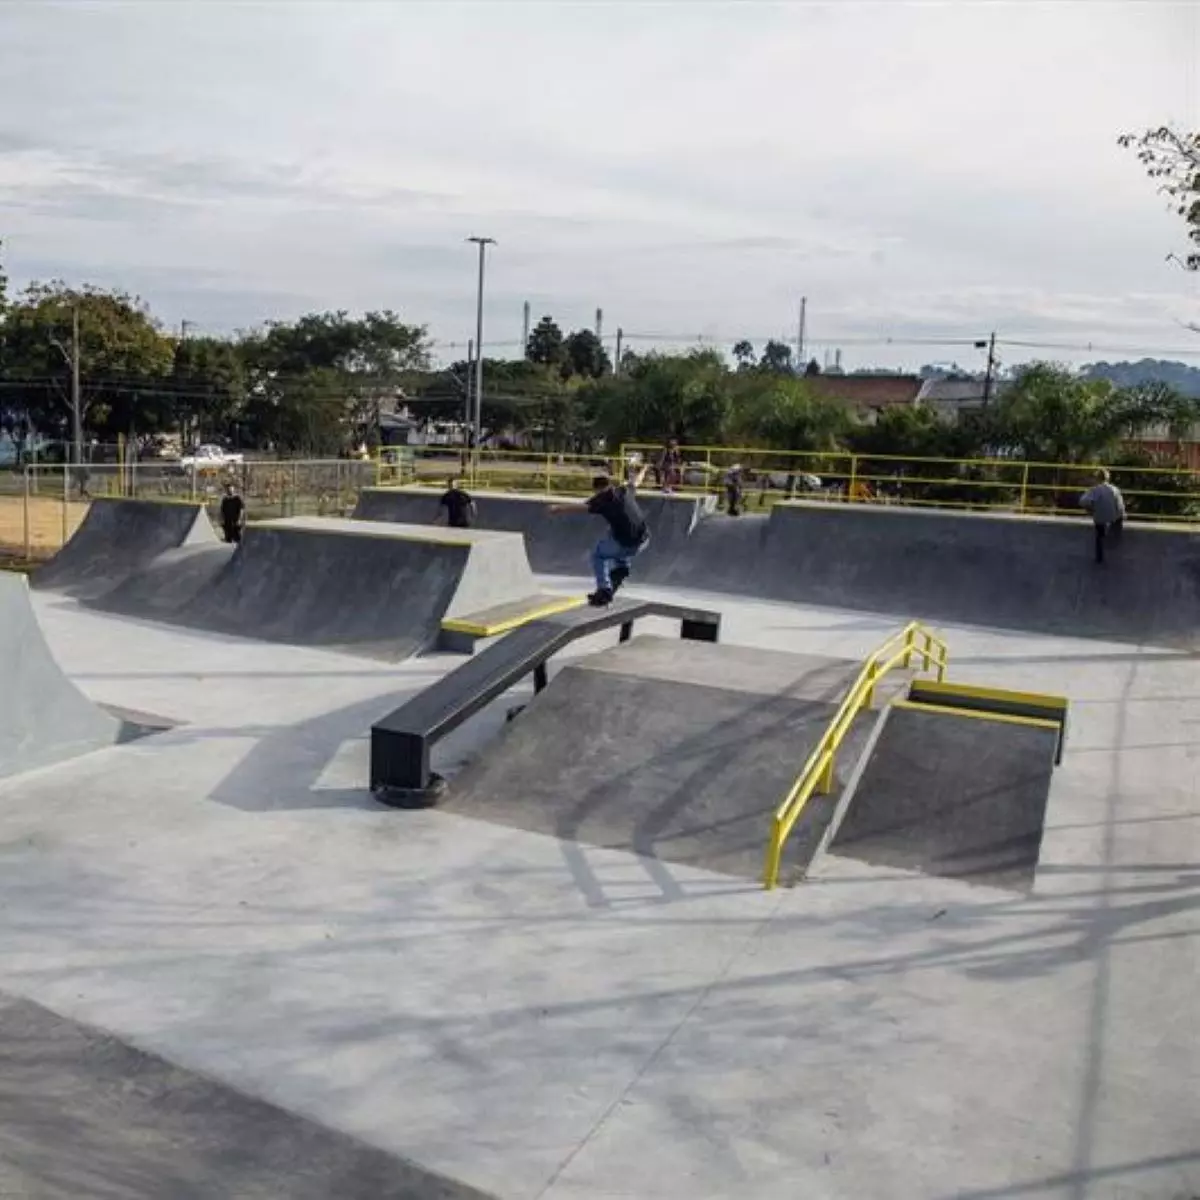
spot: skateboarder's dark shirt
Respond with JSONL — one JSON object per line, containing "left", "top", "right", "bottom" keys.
{"left": 587, "top": 484, "right": 648, "bottom": 547}
{"left": 219, "top": 495, "right": 244, "bottom": 528}
{"left": 441, "top": 487, "right": 474, "bottom": 528}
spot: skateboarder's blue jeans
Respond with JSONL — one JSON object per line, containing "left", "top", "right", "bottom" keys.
{"left": 592, "top": 536, "right": 645, "bottom": 591}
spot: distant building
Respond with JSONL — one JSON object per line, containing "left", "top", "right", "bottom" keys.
{"left": 806, "top": 373, "right": 923, "bottom": 420}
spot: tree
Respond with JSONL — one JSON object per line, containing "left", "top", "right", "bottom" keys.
{"left": 730, "top": 374, "right": 848, "bottom": 452}
{"left": 759, "top": 340, "right": 793, "bottom": 373}
{"left": 526, "top": 316, "right": 566, "bottom": 367}
{"left": 562, "top": 328, "right": 611, "bottom": 379}
{"left": 172, "top": 336, "right": 246, "bottom": 446}
{"left": 582, "top": 350, "right": 732, "bottom": 447}
{"left": 239, "top": 310, "right": 429, "bottom": 452}
{"left": 0, "top": 281, "right": 174, "bottom": 449}
{"left": 732, "top": 340, "right": 755, "bottom": 371}
{"left": 1119, "top": 125, "right": 1200, "bottom": 270}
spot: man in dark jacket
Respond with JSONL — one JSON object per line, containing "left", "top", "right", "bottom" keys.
{"left": 219, "top": 482, "right": 245, "bottom": 544}
{"left": 550, "top": 464, "right": 650, "bottom": 606}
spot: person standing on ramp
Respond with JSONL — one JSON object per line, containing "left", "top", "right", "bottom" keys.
{"left": 550, "top": 463, "right": 650, "bottom": 606}
{"left": 436, "top": 477, "right": 477, "bottom": 529}
{"left": 1079, "top": 468, "right": 1125, "bottom": 564}
{"left": 219, "top": 481, "right": 246, "bottom": 545}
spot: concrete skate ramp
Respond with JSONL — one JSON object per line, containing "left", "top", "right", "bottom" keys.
{"left": 92, "top": 517, "right": 543, "bottom": 660}
{"left": 831, "top": 702, "right": 1059, "bottom": 890}
{"left": 660, "top": 501, "right": 1200, "bottom": 646}
{"left": 0, "top": 573, "right": 126, "bottom": 781}
{"left": 0, "top": 990, "right": 497, "bottom": 1200}
{"left": 355, "top": 486, "right": 706, "bottom": 576}
{"left": 34, "top": 497, "right": 216, "bottom": 601}
{"left": 443, "top": 636, "right": 872, "bottom": 882}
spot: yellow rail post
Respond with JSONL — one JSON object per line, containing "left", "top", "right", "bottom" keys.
{"left": 902, "top": 625, "right": 914, "bottom": 670}
{"left": 23, "top": 468, "right": 31, "bottom": 562}
{"left": 848, "top": 455, "right": 858, "bottom": 502}
{"left": 1019, "top": 462, "right": 1030, "bottom": 512}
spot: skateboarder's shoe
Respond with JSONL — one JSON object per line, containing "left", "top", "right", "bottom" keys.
{"left": 610, "top": 566, "right": 630, "bottom": 593}
{"left": 587, "top": 587, "right": 614, "bottom": 607}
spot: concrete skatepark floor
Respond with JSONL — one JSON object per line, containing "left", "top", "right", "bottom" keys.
{"left": 0, "top": 579, "right": 1197, "bottom": 1199}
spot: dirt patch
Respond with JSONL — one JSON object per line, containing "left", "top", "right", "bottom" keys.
{"left": 0, "top": 495, "right": 90, "bottom": 561}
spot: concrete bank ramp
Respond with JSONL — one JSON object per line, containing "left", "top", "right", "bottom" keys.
{"left": 831, "top": 700, "right": 1060, "bottom": 890}
{"left": 442, "top": 635, "right": 873, "bottom": 882}
{"left": 90, "top": 517, "right": 543, "bottom": 661}
{"left": 0, "top": 573, "right": 127, "bottom": 781}
{"left": 659, "top": 501, "right": 1200, "bottom": 647}
{"left": 355, "top": 486, "right": 707, "bottom": 576}
{"left": 34, "top": 497, "right": 216, "bottom": 601}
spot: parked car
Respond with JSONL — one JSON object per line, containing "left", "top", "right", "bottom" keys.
{"left": 179, "top": 444, "right": 245, "bottom": 473}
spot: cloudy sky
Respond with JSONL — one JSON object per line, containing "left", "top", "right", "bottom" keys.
{"left": 1, "top": 0, "right": 1198, "bottom": 370}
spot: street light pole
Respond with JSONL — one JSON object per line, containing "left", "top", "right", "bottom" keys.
{"left": 466, "top": 236, "right": 495, "bottom": 474}
{"left": 975, "top": 331, "right": 997, "bottom": 407}
{"left": 49, "top": 303, "right": 83, "bottom": 468}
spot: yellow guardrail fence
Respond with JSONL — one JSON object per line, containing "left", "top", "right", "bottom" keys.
{"left": 619, "top": 441, "right": 1200, "bottom": 525}
{"left": 762, "top": 621, "right": 949, "bottom": 890}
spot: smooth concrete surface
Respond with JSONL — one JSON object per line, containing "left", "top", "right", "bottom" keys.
{"left": 89, "top": 515, "right": 544, "bottom": 660}
{"left": 445, "top": 638, "right": 864, "bottom": 880}
{"left": 832, "top": 703, "right": 1060, "bottom": 890}
{"left": 0, "top": 573, "right": 124, "bottom": 780}
{"left": 0, "top": 991, "right": 496, "bottom": 1200}
{"left": 34, "top": 497, "right": 216, "bottom": 600}
{"left": 355, "top": 485, "right": 706, "bottom": 577}
{"left": 0, "top": 581, "right": 1196, "bottom": 1199}
{"left": 360, "top": 488, "right": 1200, "bottom": 648}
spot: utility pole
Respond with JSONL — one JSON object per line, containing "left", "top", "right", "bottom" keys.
{"left": 522, "top": 301, "right": 531, "bottom": 358}
{"left": 463, "top": 338, "right": 474, "bottom": 472}
{"left": 796, "top": 296, "right": 807, "bottom": 373}
{"left": 180, "top": 319, "right": 192, "bottom": 341}
{"left": 50, "top": 304, "right": 83, "bottom": 468}
{"left": 977, "top": 332, "right": 997, "bottom": 406}
{"left": 71, "top": 305, "right": 82, "bottom": 468}
{"left": 595, "top": 307, "right": 603, "bottom": 340}
{"left": 466, "top": 236, "right": 495, "bottom": 471}
{"left": 615, "top": 327, "right": 623, "bottom": 375}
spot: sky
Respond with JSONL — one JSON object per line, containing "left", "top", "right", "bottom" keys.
{"left": 1, "top": 0, "right": 1199, "bottom": 372}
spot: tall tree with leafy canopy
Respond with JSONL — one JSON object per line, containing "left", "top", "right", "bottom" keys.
{"left": 1119, "top": 125, "right": 1200, "bottom": 271}
{"left": 526, "top": 315, "right": 566, "bottom": 367}
{"left": 1, "top": 281, "right": 174, "bottom": 447}
{"left": 759, "top": 340, "right": 794, "bottom": 373}
{"left": 562, "top": 328, "right": 611, "bottom": 379}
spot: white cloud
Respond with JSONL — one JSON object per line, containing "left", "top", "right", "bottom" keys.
{"left": 1, "top": 0, "right": 1197, "bottom": 366}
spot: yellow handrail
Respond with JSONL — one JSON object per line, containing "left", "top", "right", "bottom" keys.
{"left": 762, "top": 621, "right": 948, "bottom": 889}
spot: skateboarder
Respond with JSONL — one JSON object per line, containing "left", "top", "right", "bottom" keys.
{"left": 1080, "top": 468, "right": 1125, "bottom": 564}
{"left": 549, "top": 463, "right": 650, "bottom": 606}
{"left": 436, "top": 477, "right": 476, "bottom": 529}
{"left": 219, "top": 481, "right": 245, "bottom": 544}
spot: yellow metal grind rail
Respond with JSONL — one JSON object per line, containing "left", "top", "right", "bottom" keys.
{"left": 762, "top": 621, "right": 949, "bottom": 889}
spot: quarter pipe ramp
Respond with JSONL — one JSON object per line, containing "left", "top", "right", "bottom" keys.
{"left": 34, "top": 498, "right": 216, "bottom": 601}
{"left": 90, "top": 517, "right": 545, "bottom": 660}
{"left": 354, "top": 486, "right": 707, "bottom": 576}
{"left": 0, "top": 573, "right": 126, "bottom": 781}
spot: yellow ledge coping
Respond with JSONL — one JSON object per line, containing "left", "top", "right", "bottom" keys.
{"left": 909, "top": 679, "right": 1068, "bottom": 712}
{"left": 893, "top": 699, "right": 1062, "bottom": 731}
{"left": 440, "top": 595, "right": 585, "bottom": 637}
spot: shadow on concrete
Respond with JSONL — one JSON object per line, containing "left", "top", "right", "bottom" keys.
{"left": 0, "top": 991, "right": 497, "bottom": 1200}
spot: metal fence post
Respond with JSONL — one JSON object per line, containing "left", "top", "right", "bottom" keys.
{"left": 848, "top": 455, "right": 859, "bottom": 502}
{"left": 23, "top": 468, "right": 31, "bottom": 561}
{"left": 1019, "top": 462, "right": 1030, "bottom": 512}
{"left": 61, "top": 464, "right": 68, "bottom": 547}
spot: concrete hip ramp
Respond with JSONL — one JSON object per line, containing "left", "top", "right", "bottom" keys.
{"left": 88, "top": 516, "right": 544, "bottom": 660}
{"left": 0, "top": 573, "right": 126, "bottom": 781}
{"left": 34, "top": 497, "right": 216, "bottom": 601}
{"left": 354, "top": 486, "right": 707, "bottom": 576}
